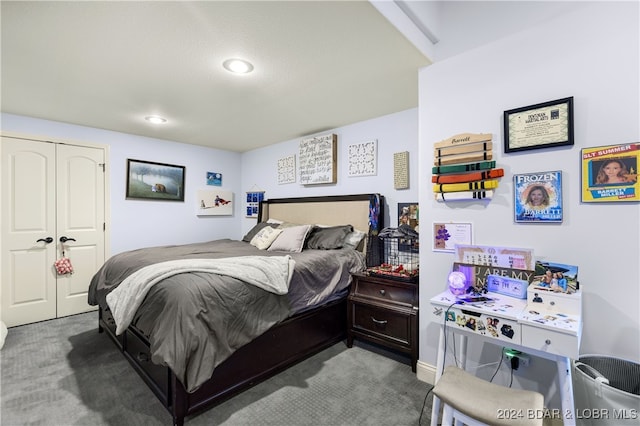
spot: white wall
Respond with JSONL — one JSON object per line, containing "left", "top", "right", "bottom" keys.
{"left": 434, "top": 1, "right": 589, "bottom": 62}
{"left": 241, "top": 108, "right": 420, "bottom": 235}
{"left": 418, "top": 1, "right": 639, "bottom": 406}
{"left": 1, "top": 114, "right": 243, "bottom": 255}
{"left": 1, "top": 109, "right": 420, "bottom": 254}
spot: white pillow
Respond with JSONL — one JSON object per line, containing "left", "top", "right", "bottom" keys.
{"left": 343, "top": 229, "right": 366, "bottom": 249}
{"left": 268, "top": 224, "right": 312, "bottom": 253}
{"left": 250, "top": 226, "right": 283, "bottom": 250}
{"left": 266, "top": 218, "right": 284, "bottom": 224}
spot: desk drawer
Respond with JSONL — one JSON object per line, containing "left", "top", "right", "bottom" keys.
{"left": 521, "top": 325, "right": 579, "bottom": 358}
{"left": 444, "top": 307, "right": 521, "bottom": 345}
{"left": 527, "top": 287, "right": 581, "bottom": 315}
{"left": 352, "top": 302, "right": 412, "bottom": 345}
{"left": 354, "top": 279, "right": 416, "bottom": 305}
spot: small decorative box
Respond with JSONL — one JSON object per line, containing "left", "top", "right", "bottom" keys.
{"left": 487, "top": 275, "right": 529, "bottom": 299}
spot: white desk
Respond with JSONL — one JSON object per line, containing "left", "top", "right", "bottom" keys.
{"left": 430, "top": 290, "right": 582, "bottom": 426}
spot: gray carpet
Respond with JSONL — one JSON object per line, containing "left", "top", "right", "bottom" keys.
{"left": 1, "top": 312, "right": 434, "bottom": 426}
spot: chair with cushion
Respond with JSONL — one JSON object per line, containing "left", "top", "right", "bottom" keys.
{"left": 432, "top": 365, "right": 545, "bottom": 426}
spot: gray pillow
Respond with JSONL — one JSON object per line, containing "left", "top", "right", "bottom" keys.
{"left": 242, "top": 222, "right": 278, "bottom": 242}
{"left": 305, "top": 225, "right": 353, "bottom": 250}
{"left": 268, "top": 224, "right": 312, "bottom": 253}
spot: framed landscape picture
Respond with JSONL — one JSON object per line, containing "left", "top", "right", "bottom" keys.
{"left": 126, "top": 159, "right": 185, "bottom": 201}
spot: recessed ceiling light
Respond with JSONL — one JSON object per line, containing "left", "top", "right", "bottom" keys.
{"left": 145, "top": 115, "right": 167, "bottom": 124}
{"left": 223, "top": 58, "right": 254, "bottom": 74}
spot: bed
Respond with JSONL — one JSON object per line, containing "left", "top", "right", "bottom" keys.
{"left": 89, "top": 193, "right": 384, "bottom": 426}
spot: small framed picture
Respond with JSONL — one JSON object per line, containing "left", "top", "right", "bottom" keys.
{"left": 197, "top": 189, "right": 233, "bottom": 216}
{"left": 432, "top": 222, "right": 473, "bottom": 253}
{"left": 397, "top": 202, "right": 419, "bottom": 231}
{"left": 504, "top": 97, "right": 574, "bottom": 153}
{"left": 207, "top": 172, "right": 222, "bottom": 186}
{"left": 581, "top": 142, "right": 639, "bottom": 202}
{"left": 246, "top": 191, "right": 265, "bottom": 218}
{"left": 514, "top": 171, "right": 563, "bottom": 223}
{"left": 126, "top": 159, "right": 185, "bottom": 201}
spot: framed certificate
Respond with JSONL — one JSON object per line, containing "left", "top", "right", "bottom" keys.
{"left": 503, "top": 97, "right": 574, "bottom": 153}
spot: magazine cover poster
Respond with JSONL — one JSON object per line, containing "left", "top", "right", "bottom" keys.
{"left": 581, "top": 142, "right": 639, "bottom": 203}
{"left": 514, "top": 171, "right": 562, "bottom": 223}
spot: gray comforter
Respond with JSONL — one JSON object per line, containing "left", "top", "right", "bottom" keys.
{"left": 88, "top": 239, "right": 365, "bottom": 392}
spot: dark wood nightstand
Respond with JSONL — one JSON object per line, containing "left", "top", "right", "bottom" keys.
{"left": 347, "top": 272, "right": 419, "bottom": 371}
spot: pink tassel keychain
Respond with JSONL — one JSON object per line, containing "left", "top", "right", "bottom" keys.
{"left": 55, "top": 248, "right": 74, "bottom": 275}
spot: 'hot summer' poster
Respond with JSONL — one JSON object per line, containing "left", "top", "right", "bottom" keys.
{"left": 514, "top": 171, "right": 562, "bottom": 223}
{"left": 581, "top": 143, "right": 639, "bottom": 202}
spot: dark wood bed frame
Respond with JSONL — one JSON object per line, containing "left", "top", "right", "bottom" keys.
{"left": 97, "top": 193, "right": 383, "bottom": 425}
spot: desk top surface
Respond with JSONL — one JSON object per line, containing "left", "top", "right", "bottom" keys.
{"left": 430, "top": 290, "right": 526, "bottom": 320}
{"left": 431, "top": 290, "right": 582, "bottom": 335}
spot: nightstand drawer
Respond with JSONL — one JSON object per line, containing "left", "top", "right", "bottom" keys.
{"left": 352, "top": 302, "right": 412, "bottom": 345}
{"left": 353, "top": 277, "right": 416, "bottom": 306}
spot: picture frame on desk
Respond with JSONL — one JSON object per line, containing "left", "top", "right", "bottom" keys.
{"left": 531, "top": 260, "right": 579, "bottom": 294}
{"left": 503, "top": 97, "right": 574, "bottom": 153}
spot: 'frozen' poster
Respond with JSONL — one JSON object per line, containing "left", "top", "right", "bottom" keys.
{"left": 514, "top": 171, "right": 563, "bottom": 223}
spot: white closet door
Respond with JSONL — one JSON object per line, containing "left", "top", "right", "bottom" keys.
{"left": 1, "top": 137, "right": 105, "bottom": 326}
{"left": 55, "top": 143, "right": 104, "bottom": 317}
{"left": 1, "top": 137, "right": 57, "bottom": 326}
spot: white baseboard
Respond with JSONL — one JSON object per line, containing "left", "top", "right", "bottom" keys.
{"left": 416, "top": 360, "right": 436, "bottom": 384}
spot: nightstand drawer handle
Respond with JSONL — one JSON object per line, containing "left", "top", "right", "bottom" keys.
{"left": 371, "top": 317, "right": 388, "bottom": 325}
{"left": 379, "top": 289, "right": 386, "bottom": 296}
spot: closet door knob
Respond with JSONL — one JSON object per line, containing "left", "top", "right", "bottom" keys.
{"left": 36, "top": 237, "right": 54, "bottom": 244}
{"left": 59, "top": 236, "right": 76, "bottom": 243}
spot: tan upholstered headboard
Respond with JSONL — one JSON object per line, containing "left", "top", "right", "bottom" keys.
{"left": 258, "top": 194, "right": 383, "bottom": 237}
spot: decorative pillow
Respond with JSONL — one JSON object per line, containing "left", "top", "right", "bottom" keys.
{"left": 250, "top": 226, "right": 283, "bottom": 250}
{"left": 343, "top": 229, "right": 367, "bottom": 250}
{"left": 276, "top": 221, "right": 299, "bottom": 229}
{"left": 305, "top": 225, "right": 353, "bottom": 250}
{"left": 268, "top": 224, "right": 313, "bottom": 253}
{"left": 242, "top": 222, "right": 278, "bottom": 242}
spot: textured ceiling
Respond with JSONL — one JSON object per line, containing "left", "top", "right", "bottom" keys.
{"left": 1, "top": 1, "right": 430, "bottom": 152}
